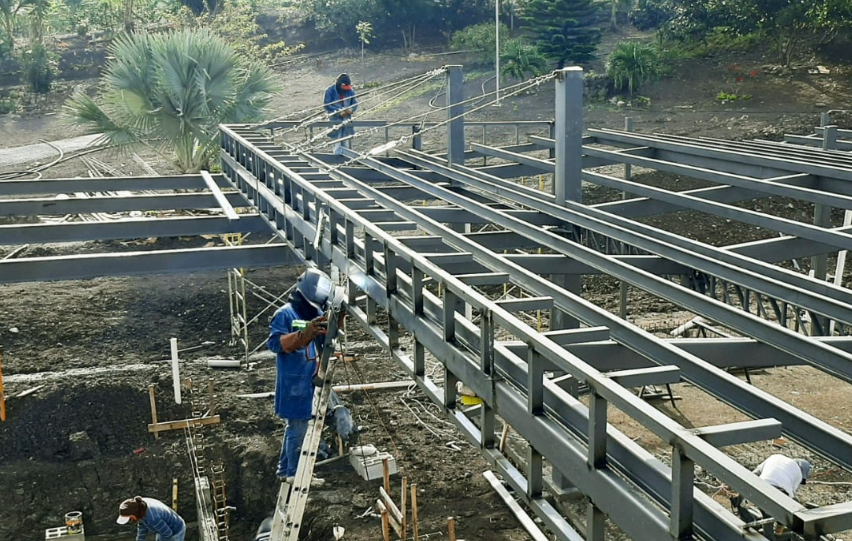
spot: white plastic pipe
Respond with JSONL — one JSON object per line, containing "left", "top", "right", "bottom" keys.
{"left": 171, "top": 337, "right": 181, "bottom": 404}
{"left": 207, "top": 359, "right": 241, "bottom": 369}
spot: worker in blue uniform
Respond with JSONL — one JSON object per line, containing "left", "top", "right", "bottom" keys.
{"left": 116, "top": 496, "right": 186, "bottom": 541}
{"left": 267, "top": 268, "right": 340, "bottom": 482}
{"left": 323, "top": 73, "right": 358, "bottom": 155}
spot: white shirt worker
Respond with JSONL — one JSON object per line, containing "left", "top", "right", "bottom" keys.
{"left": 753, "top": 454, "right": 812, "bottom": 498}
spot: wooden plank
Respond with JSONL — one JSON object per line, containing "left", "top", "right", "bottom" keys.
{"left": 148, "top": 414, "right": 221, "bottom": 433}
{"left": 448, "top": 517, "right": 457, "bottom": 541}
{"left": 149, "top": 384, "right": 158, "bottom": 439}
{"left": 379, "top": 487, "right": 403, "bottom": 525}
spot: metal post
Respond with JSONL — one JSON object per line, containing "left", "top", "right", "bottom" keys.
{"left": 671, "top": 448, "right": 695, "bottom": 539}
{"left": 810, "top": 124, "right": 837, "bottom": 334}
{"left": 586, "top": 501, "right": 605, "bottom": 541}
{"left": 552, "top": 68, "right": 584, "bottom": 330}
{"left": 554, "top": 67, "right": 584, "bottom": 206}
{"left": 494, "top": 0, "right": 501, "bottom": 106}
{"left": 447, "top": 65, "right": 465, "bottom": 167}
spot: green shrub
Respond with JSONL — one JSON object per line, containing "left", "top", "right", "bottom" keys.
{"left": 606, "top": 41, "right": 661, "bottom": 97}
{"left": 19, "top": 42, "right": 56, "bottom": 93}
{"left": 450, "top": 21, "right": 511, "bottom": 67}
{"left": 500, "top": 38, "right": 548, "bottom": 81}
{"left": 0, "top": 91, "right": 18, "bottom": 114}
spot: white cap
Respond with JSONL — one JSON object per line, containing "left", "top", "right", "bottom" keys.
{"left": 116, "top": 515, "right": 131, "bottom": 525}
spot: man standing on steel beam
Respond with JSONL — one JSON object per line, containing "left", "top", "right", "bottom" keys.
{"left": 323, "top": 73, "right": 358, "bottom": 155}
{"left": 267, "top": 268, "right": 343, "bottom": 484}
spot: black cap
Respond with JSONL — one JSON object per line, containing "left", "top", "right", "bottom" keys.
{"left": 336, "top": 73, "right": 351, "bottom": 87}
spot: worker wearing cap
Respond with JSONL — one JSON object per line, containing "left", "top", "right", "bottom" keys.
{"left": 323, "top": 73, "right": 358, "bottom": 155}
{"left": 754, "top": 454, "right": 812, "bottom": 498}
{"left": 116, "top": 496, "right": 185, "bottom": 541}
{"left": 267, "top": 268, "right": 341, "bottom": 482}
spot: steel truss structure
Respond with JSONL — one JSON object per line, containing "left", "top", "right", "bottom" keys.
{"left": 4, "top": 65, "right": 852, "bottom": 540}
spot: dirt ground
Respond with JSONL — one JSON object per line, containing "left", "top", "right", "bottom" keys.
{"left": 3, "top": 28, "right": 852, "bottom": 541}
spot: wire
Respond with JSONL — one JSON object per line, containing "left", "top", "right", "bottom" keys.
{"left": 304, "top": 71, "right": 557, "bottom": 167}
{"left": 289, "top": 69, "right": 447, "bottom": 153}
{"left": 252, "top": 69, "right": 447, "bottom": 132}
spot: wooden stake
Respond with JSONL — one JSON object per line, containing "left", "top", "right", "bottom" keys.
{"left": 448, "top": 517, "right": 456, "bottom": 541}
{"left": 381, "top": 508, "right": 390, "bottom": 541}
{"left": 0, "top": 346, "right": 6, "bottom": 422}
{"left": 337, "top": 435, "right": 344, "bottom": 457}
{"left": 401, "top": 477, "right": 408, "bottom": 539}
{"left": 149, "top": 384, "right": 159, "bottom": 439}
{"left": 382, "top": 457, "right": 391, "bottom": 494}
{"left": 208, "top": 378, "right": 216, "bottom": 416}
{"left": 411, "top": 483, "right": 419, "bottom": 540}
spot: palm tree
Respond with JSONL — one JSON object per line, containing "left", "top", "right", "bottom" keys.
{"left": 606, "top": 41, "right": 660, "bottom": 97}
{"left": 65, "top": 29, "right": 276, "bottom": 173}
{"left": 500, "top": 38, "right": 549, "bottom": 81}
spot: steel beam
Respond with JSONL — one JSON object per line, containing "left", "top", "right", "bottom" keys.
{"left": 0, "top": 192, "right": 252, "bottom": 217}
{"left": 0, "top": 215, "right": 269, "bottom": 245}
{"left": 0, "top": 244, "right": 295, "bottom": 283}
{"left": 0, "top": 174, "right": 227, "bottom": 196}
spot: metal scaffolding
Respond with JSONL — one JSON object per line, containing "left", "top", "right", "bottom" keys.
{"left": 5, "top": 64, "right": 852, "bottom": 540}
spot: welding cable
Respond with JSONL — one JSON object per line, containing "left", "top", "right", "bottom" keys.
{"left": 336, "top": 334, "right": 407, "bottom": 476}
{"left": 0, "top": 138, "right": 64, "bottom": 180}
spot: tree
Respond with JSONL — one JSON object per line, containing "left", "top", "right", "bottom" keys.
{"left": 356, "top": 20, "right": 373, "bottom": 66}
{"left": 65, "top": 29, "right": 276, "bottom": 173}
{"left": 521, "top": 0, "right": 606, "bottom": 68}
{"left": 500, "top": 38, "right": 549, "bottom": 80}
{"left": 606, "top": 41, "right": 660, "bottom": 96}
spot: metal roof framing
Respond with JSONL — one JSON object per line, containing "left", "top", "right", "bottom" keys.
{"left": 4, "top": 63, "right": 852, "bottom": 540}
{"left": 0, "top": 173, "right": 297, "bottom": 280}
{"left": 216, "top": 65, "right": 852, "bottom": 541}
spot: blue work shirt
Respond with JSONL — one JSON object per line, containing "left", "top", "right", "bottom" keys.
{"left": 267, "top": 302, "right": 324, "bottom": 420}
{"left": 136, "top": 498, "right": 185, "bottom": 541}
{"left": 323, "top": 85, "right": 357, "bottom": 140}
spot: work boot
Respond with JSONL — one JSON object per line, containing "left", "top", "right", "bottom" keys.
{"left": 283, "top": 475, "right": 325, "bottom": 487}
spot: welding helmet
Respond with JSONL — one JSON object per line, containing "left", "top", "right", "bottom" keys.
{"left": 295, "top": 268, "right": 333, "bottom": 311}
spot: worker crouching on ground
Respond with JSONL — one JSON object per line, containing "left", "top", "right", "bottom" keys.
{"left": 323, "top": 73, "right": 357, "bottom": 155}
{"left": 730, "top": 454, "right": 812, "bottom": 539}
{"left": 116, "top": 496, "right": 186, "bottom": 541}
{"left": 754, "top": 454, "right": 811, "bottom": 498}
{"left": 267, "top": 268, "right": 344, "bottom": 484}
